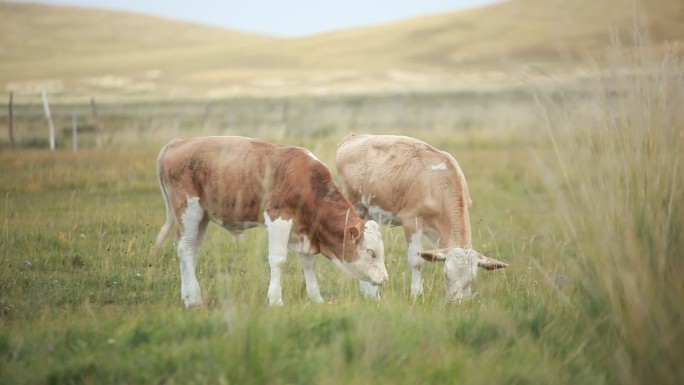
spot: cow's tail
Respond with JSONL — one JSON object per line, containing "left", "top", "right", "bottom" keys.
{"left": 156, "top": 142, "right": 175, "bottom": 246}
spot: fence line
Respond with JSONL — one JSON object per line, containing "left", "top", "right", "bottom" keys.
{"left": 40, "top": 89, "right": 56, "bottom": 151}
{"left": 72, "top": 114, "right": 78, "bottom": 152}
{"left": 2, "top": 91, "right": 526, "bottom": 149}
{"left": 90, "top": 97, "right": 103, "bottom": 147}
{"left": 8, "top": 92, "right": 15, "bottom": 148}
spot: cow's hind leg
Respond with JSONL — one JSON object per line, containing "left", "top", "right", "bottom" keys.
{"left": 194, "top": 215, "right": 210, "bottom": 263}
{"left": 300, "top": 254, "right": 325, "bottom": 303}
{"left": 265, "top": 214, "right": 292, "bottom": 306}
{"left": 177, "top": 196, "right": 207, "bottom": 308}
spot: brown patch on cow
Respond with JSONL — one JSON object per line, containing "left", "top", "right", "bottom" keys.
{"left": 159, "top": 136, "right": 366, "bottom": 263}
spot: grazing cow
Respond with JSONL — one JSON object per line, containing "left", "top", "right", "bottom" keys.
{"left": 156, "top": 136, "right": 388, "bottom": 307}
{"left": 336, "top": 133, "right": 507, "bottom": 301}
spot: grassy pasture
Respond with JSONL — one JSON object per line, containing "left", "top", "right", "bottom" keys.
{"left": 1, "top": 45, "right": 682, "bottom": 385}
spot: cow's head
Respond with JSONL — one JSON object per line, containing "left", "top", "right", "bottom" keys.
{"left": 419, "top": 248, "right": 507, "bottom": 301}
{"left": 338, "top": 220, "right": 388, "bottom": 286}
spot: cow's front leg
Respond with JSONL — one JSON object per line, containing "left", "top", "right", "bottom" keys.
{"left": 299, "top": 254, "right": 325, "bottom": 303}
{"left": 265, "top": 215, "right": 293, "bottom": 306}
{"left": 407, "top": 231, "right": 425, "bottom": 298}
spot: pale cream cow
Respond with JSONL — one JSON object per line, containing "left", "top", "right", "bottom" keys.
{"left": 336, "top": 134, "right": 507, "bottom": 301}
{"left": 157, "top": 136, "right": 388, "bottom": 307}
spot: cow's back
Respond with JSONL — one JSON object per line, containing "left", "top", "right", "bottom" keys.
{"left": 337, "top": 134, "right": 467, "bottom": 217}
{"left": 160, "top": 136, "right": 288, "bottom": 227}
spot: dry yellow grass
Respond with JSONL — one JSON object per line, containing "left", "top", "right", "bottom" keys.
{"left": 2, "top": 0, "right": 683, "bottom": 101}
{"left": 535, "top": 37, "right": 684, "bottom": 385}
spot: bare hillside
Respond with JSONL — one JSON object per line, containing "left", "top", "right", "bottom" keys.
{"left": 2, "top": 0, "right": 682, "bottom": 100}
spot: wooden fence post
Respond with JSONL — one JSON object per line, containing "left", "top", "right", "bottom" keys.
{"left": 8, "top": 92, "right": 15, "bottom": 148}
{"left": 203, "top": 102, "right": 212, "bottom": 133}
{"left": 90, "top": 97, "right": 102, "bottom": 147}
{"left": 278, "top": 101, "right": 289, "bottom": 138}
{"left": 72, "top": 113, "right": 78, "bottom": 152}
{"left": 41, "top": 89, "right": 55, "bottom": 151}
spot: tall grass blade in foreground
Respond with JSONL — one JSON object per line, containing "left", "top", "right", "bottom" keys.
{"left": 537, "top": 31, "right": 684, "bottom": 385}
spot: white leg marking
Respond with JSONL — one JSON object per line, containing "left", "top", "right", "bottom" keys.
{"left": 300, "top": 254, "right": 325, "bottom": 303}
{"left": 178, "top": 196, "right": 204, "bottom": 308}
{"left": 264, "top": 213, "right": 292, "bottom": 306}
{"left": 407, "top": 232, "right": 424, "bottom": 298}
{"left": 358, "top": 279, "right": 381, "bottom": 300}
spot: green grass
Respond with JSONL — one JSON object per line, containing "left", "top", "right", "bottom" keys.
{"left": 0, "top": 137, "right": 587, "bottom": 384}
{"left": 0, "top": 122, "right": 574, "bottom": 384}
{"left": 1, "top": 40, "right": 682, "bottom": 384}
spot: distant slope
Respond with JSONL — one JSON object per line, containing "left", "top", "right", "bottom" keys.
{"left": 0, "top": 1, "right": 282, "bottom": 97}
{"left": 2, "top": 0, "right": 683, "bottom": 100}
{"left": 1, "top": 2, "right": 277, "bottom": 57}
{"left": 278, "top": 0, "right": 684, "bottom": 70}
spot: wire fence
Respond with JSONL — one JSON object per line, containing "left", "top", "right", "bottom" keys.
{"left": 2, "top": 90, "right": 539, "bottom": 150}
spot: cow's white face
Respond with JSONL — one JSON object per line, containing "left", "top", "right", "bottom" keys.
{"left": 442, "top": 248, "right": 478, "bottom": 301}
{"left": 419, "top": 247, "right": 478, "bottom": 301}
{"left": 339, "top": 220, "right": 388, "bottom": 286}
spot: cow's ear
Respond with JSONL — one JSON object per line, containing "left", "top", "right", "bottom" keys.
{"left": 419, "top": 249, "right": 448, "bottom": 262}
{"left": 345, "top": 225, "right": 360, "bottom": 243}
{"left": 476, "top": 252, "right": 508, "bottom": 270}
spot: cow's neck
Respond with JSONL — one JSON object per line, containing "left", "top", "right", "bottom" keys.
{"left": 308, "top": 200, "right": 361, "bottom": 263}
{"left": 441, "top": 196, "right": 473, "bottom": 249}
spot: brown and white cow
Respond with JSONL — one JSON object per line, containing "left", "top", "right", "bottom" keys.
{"left": 336, "top": 133, "right": 507, "bottom": 301}
{"left": 156, "top": 136, "right": 388, "bottom": 307}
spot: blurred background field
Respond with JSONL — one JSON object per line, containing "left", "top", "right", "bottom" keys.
{"left": 1, "top": 0, "right": 683, "bottom": 384}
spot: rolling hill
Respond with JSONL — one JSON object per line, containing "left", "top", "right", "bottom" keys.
{"left": 1, "top": 0, "right": 683, "bottom": 101}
